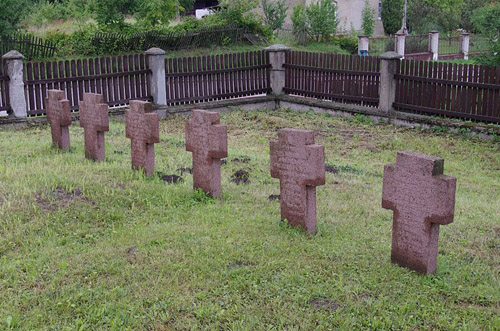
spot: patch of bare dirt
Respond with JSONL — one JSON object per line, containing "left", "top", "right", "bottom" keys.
{"left": 309, "top": 298, "right": 340, "bottom": 312}
{"left": 231, "top": 170, "right": 250, "bottom": 185}
{"left": 35, "top": 187, "right": 90, "bottom": 211}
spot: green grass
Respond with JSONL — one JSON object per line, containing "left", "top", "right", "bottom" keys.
{"left": 0, "top": 109, "right": 499, "bottom": 330}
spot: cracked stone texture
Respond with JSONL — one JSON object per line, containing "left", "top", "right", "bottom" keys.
{"left": 125, "top": 100, "right": 159, "bottom": 176}
{"left": 382, "top": 151, "right": 456, "bottom": 275}
{"left": 270, "top": 128, "right": 325, "bottom": 234}
{"left": 79, "top": 93, "right": 109, "bottom": 161}
{"left": 185, "top": 110, "right": 228, "bottom": 197}
{"left": 46, "top": 90, "right": 72, "bottom": 150}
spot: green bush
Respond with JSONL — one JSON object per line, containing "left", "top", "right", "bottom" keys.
{"left": 262, "top": 0, "right": 288, "bottom": 32}
{"left": 0, "top": 0, "right": 29, "bottom": 37}
{"left": 381, "top": 0, "right": 403, "bottom": 35}
{"left": 361, "top": 0, "right": 376, "bottom": 36}
{"left": 305, "top": 0, "right": 338, "bottom": 41}
{"left": 331, "top": 35, "right": 358, "bottom": 54}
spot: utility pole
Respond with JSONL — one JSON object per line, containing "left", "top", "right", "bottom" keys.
{"left": 402, "top": 0, "right": 408, "bottom": 35}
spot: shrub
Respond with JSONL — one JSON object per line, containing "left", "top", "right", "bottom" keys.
{"left": 472, "top": 2, "right": 500, "bottom": 65}
{"left": 361, "top": 0, "right": 376, "bottom": 36}
{"left": 381, "top": 0, "right": 403, "bottom": 35}
{"left": 291, "top": 4, "right": 306, "bottom": 35}
{"left": 331, "top": 35, "right": 358, "bottom": 54}
{"left": 95, "top": 0, "right": 126, "bottom": 29}
{"left": 138, "top": 0, "right": 180, "bottom": 28}
{"left": 305, "top": 0, "right": 338, "bottom": 41}
{"left": 262, "top": 0, "right": 289, "bottom": 32}
{"left": 0, "top": 0, "right": 28, "bottom": 37}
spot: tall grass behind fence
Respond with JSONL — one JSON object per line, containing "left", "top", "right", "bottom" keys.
{"left": 165, "top": 50, "right": 271, "bottom": 105}
{"left": 23, "top": 54, "right": 151, "bottom": 116}
{"left": 0, "top": 33, "right": 57, "bottom": 61}
{"left": 369, "top": 37, "right": 393, "bottom": 56}
{"left": 91, "top": 26, "right": 248, "bottom": 54}
{"left": 439, "top": 36, "right": 460, "bottom": 55}
{"left": 405, "top": 35, "right": 429, "bottom": 55}
{"left": 0, "top": 62, "right": 10, "bottom": 112}
{"left": 470, "top": 35, "right": 490, "bottom": 54}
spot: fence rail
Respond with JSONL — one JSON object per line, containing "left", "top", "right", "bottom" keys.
{"left": 165, "top": 50, "right": 271, "bottom": 105}
{"left": 0, "top": 62, "right": 10, "bottom": 112}
{"left": 284, "top": 51, "right": 381, "bottom": 107}
{"left": 24, "top": 54, "right": 151, "bottom": 116}
{"left": 1, "top": 34, "right": 57, "bottom": 61}
{"left": 394, "top": 60, "right": 500, "bottom": 123}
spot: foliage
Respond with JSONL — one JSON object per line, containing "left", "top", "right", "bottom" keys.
{"left": 179, "top": 0, "right": 196, "bottom": 13}
{"left": 262, "top": 0, "right": 289, "bottom": 32}
{"left": 381, "top": 0, "right": 403, "bottom": 35}
{"left": 331, "top": 35, "right": 358, "bottom": 54}
{"left": 0, "top": 0, "right": 28, "bottom": 37}
{"left": 217, "top": 0, "right": 271, "bottom": 37}
{"left": 461, "top": 0, "right": 489, "bottom": 32}
{"left": 291, "top": 4, "right": 307, "bottom": 36}
{"left": 95, "top": 0, "right": 126, "bottom": 29}
{"left": 305, "top": 0, "right": 338, "bottom": 41}
{"left": 472, "top": 2, "right": 500, "bottom": 65}
{"left": 361, "top": 0, "right": 376, "bottom": 36}
{"left": 138, "top": 0, "right": 180, "bottom": 28}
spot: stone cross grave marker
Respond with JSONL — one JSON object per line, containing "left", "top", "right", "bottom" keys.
{"left": 185, "top": 110, "right": 228, "bottom": 197}
{"left": 125, "top": 100, "right": 159, "bottom": 176}
{"left": 46, "top": 90, "right": 72, "bottom": 150}
{"left": 382, "top": 151, "right": 457, "bottom": 275}
{"left": 79, "top": 93, "right": 109, "bottom": 162}
{"left": 270, "top": 128, "right": 325, "bottom": 234}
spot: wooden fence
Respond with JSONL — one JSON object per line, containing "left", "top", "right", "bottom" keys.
{"left": 24, "top": 54, "right": 151, "bottom": 116}
{"left": 394, "top": 60, "right": 500, "bottom": 123}
{"left": 0, "top": 62, "right": 10, "bottom": 112}
{"left": 283, "top": 51, "right": 381, "bottom": 107}
{"left": 1, "top": 34, "right": 57, "bottom": 61}
{"left": 165, "top": 50, "right": 271, "bottom": 105}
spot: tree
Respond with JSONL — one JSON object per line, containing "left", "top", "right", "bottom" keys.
{"left": 381, "top": 0, "right": 403, "bottom": 35}
{"left": 0, "top": 0, "right": 28, "bottom": 37}
{"left": 472, "top": 2, "right": 500, "bottom": 65}
{"left": 262, "top": 0, "right": 288, "bottom": 32}
{"left": 139, "top": 0, "right": 179, "bottom": 28}
{"left": 361, "top": 0, "right": 376, "bottom": 36}
{"left": 305, "top": 0, "right": 338, "bottom": 41}
{"left": 461, "top": 0, "right": 489, "bottom": 32}
{"left": 95, "top": 0, "right": 125, "bottom": 28}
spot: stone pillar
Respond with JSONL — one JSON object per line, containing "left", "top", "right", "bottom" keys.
{"left": 429, "top": 31, "right": 439, "bottom": 61}
{"left": 358, "top": 35, "right": 369, "bottom": 56}
{"left": 395, "top": 33, "right": 406, "bottom": 59}
{"left": 460, "top": 33, "right": 470, "bottom": 60}
{"left": 379, "top": 51, "right": 402, "bottom": 114}
{"left": 265, "top": 44, "right": 290, "bottom": 96}
{"left": 2, "top": 50, "right": 27, "bottom": 118}
{"left": 145, "top": 48, "right": 167, "bottom": 107}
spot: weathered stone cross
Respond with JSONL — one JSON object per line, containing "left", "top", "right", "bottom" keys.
{"left": 79, "top": 93, "right": 109, "bottom": 162}
{"left": 270, "top": 128, "right": 325, "bottom": 234}
{"left": 382, "top": 151, "right": 456, "bottom": 275}
{"left": 125, "top": 100, "right": 159, "bottom": 176}
{"left": 185, "top": 110, "right": 228, "bottom": 197}
{"left": 46, "top": 89, "right": 72, "bottom": 150}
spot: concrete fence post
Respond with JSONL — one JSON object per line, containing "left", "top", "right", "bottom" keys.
{"left": 429, "top": 31, "right": 439, "bottom": 61}
{"left": 379, "top": 51, "right": 403, "bottom": 114}
{"left": 2, "top": 50, "right": 27, "bottom": 118}
{"left": 460, "top": 33, "right": 470, "bottom": 60}
{"left": 145, "top": 48, "right": 167, "bottom": 107}
{"left": 358, "top": 35, "right": 369, "bottom": 56}
{"left": 395, "top": 33, "right": 406, "bottom": 59}
{"left": 265, "top": 44, "right": 290, "bottom": 96}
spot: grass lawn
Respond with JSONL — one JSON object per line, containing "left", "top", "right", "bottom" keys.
{"left": 0, "top": 109, "right": 499, "bottom": 330}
